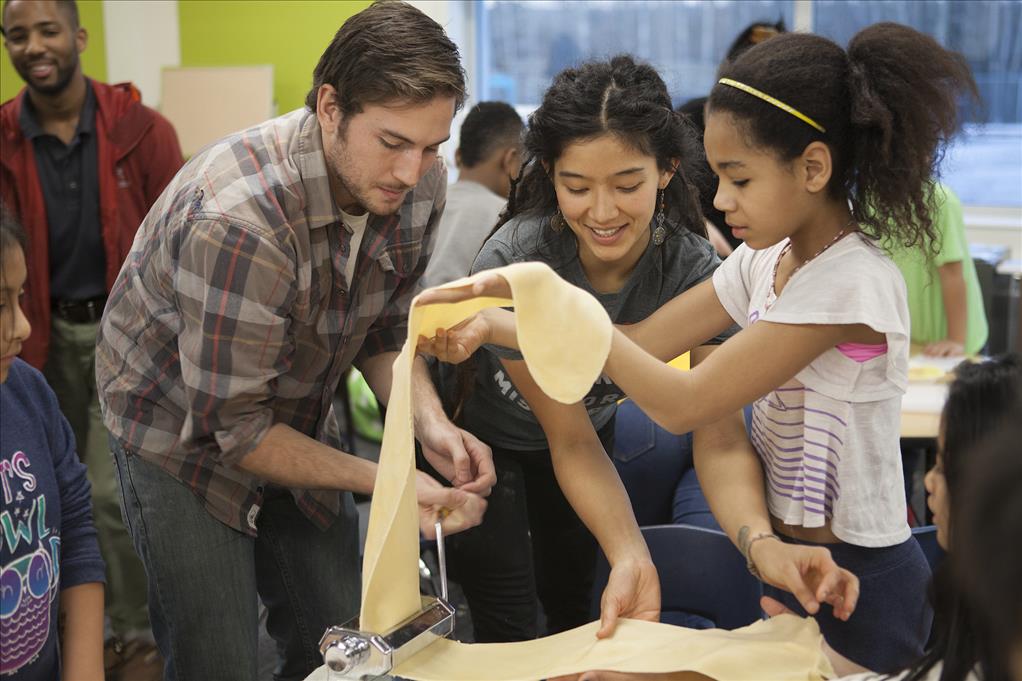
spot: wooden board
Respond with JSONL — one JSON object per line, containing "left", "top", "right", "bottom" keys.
{"left": 160, "top": 65, "right": 275, "bottom": 157}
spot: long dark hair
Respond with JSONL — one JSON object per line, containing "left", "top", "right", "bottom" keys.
{"left": 905, "top": 354, "right": 1021, "bottom": 681}
{"left": 951, "top": 407, "right": 1022, "bottom": 681}
{"left": 708, "top": 23, "right": 979, "bottom": 252}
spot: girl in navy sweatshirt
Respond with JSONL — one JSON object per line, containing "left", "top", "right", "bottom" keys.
{"left": 0, "top": 209, "right": 105, "bottom": 680}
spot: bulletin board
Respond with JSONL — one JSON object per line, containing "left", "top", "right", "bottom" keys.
{"left": 160, "top": 65, "right": 275, "bottom": 157}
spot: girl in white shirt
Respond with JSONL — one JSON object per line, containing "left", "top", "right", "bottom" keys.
{"left": 419, "top": 22, "right": 979, "bottom": 674}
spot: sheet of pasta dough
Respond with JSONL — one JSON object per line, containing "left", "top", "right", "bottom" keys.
{"left": 320, "top": 262, "right": 832, "bottom": 681}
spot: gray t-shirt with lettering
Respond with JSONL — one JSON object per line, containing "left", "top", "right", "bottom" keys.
{"left": 453, "top": 211, "right": 736, "bottom": 451}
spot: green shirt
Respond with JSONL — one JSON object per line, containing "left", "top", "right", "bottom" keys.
{"left": 886, "top": 184, "right": 988, "bottom": 354}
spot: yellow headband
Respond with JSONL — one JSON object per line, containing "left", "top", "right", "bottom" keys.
{"left": 717, "top": 78, "right": 826, "bottom": 134}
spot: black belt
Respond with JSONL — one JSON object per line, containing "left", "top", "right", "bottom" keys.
{"left": 52, "top": 295, "right": 107, "bottom": 324}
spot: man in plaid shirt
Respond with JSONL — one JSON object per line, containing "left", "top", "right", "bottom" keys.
{"left": 95, "top": 3, "right": 494, "bottom": 678}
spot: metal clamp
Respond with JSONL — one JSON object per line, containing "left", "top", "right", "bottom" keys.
{"left": 319, "top": 518, "right": 455, "bottom": 679}
{"left": 319, "top": 596, "right": 455, "bottom": 680}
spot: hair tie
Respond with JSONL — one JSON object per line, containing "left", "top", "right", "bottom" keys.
{"left": 718, "top": 78, "right": 826, "bottom": 133}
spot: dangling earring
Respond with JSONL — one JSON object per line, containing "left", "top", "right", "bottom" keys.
{"left": 550, "top": 208, "right": 566, "bottom": 232}
{"left": 652, "top": 188, "right": 666, "bottom": 246}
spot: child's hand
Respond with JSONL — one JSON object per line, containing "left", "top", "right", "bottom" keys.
{"left": 751, "top": 540, "right": 859, "bottom": 621}
{"left": 760, "top": 595, "right": 795, "bottom": 617}
{"left": 761, "top": 596, "right": 870, "bottom": 676}
{"left": 923, "top": 339, "right": 965, "bottom": 357}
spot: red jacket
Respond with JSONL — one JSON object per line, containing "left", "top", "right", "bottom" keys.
{"left": 0, "top": 80, "right": 183, "bottom": 369}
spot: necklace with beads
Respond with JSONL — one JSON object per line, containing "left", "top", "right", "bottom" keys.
{"left": 766, "top": 224, "right": 853, "bottom": 309}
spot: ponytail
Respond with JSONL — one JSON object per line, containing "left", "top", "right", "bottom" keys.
{"left": 844, "top": 22, "right": 978, "bottom": 250}
{"left": 709, "top": 24, "right": 979, "bottom": 251}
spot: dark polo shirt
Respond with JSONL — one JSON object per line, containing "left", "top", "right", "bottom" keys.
{"left": 19, "top": 82, "right": 106, "bottom": 302}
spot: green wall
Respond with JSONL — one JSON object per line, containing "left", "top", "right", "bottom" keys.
{"left": 178, "top": 0, "right": 371, "bottom": 115}
{"left": 1, "top": 0, "right": 107, "bottom": 103}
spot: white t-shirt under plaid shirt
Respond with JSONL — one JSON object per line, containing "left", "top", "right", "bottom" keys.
{"left": 712, "top": 233, "right": 912, "bottom": 547}
{"left": 96, "top": 108, "right": 446, "bottom": 535}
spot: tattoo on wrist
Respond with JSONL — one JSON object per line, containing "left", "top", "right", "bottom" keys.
{"left": 738, "top": 526, "right": 781, "bottom": 580}
{"left": 738, "top": 525, "right": 752, "bottom": 559}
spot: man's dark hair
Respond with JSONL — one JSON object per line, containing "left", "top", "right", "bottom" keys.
{"left": 458, "top": 101, "right": 523, "bottom": 168}
{"left": 305, "top": 0, "right": 465, "bottom": 114}
{"left": 1, "top": 0, "right": 79, "bottom": 35}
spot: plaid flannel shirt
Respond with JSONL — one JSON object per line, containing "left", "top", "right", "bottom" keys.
{"left": 96, "top": 108, "right": 445, "bottom": 535}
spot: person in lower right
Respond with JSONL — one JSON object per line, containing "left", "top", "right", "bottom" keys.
{"left": 828, "top": 354, "right": 1021, "bottom": 680}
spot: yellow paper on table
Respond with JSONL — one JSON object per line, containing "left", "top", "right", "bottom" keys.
{"left": 322, "top": 262, "right": 833, "bottom": 681}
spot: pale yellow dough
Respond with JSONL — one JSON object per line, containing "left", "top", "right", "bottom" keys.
{"left": 311, "top": 262, "right": 833, "bottom": 681}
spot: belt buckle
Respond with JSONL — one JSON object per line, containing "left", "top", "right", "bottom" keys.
{"left": 54, "top": 297, "right": 105, "bottom": 324}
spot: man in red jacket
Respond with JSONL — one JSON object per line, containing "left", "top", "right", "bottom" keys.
{"left": 0, "top": 1, "right": 182, "bottom": 678}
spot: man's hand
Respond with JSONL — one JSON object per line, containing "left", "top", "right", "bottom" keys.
{"left": 751, "top": 539, "right": 859, "bottom": 621}
{"left": 415, "top": 471, "right": 487, "bottom": 539}
{"left": 418, "top": 418, "right": 496, "bottom": 497}
{"left": 597, "top": 559, "right": 661, "bottom": 639}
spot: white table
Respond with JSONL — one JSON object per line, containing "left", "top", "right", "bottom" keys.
{"left": 900, "top": 355, "right": 961, "bottom": 439}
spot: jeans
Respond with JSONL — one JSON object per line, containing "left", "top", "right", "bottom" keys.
{"left": 44, "top": 316, "right": 150, "bottom": 635}
{"left": 111, "top": 439, "right": 360, "bottom": 681}
{"left": 611, "top": 399, "right": 722, "bottom": 530}
{"left": 420, "top": 421, "right": 615, "bottom": 642}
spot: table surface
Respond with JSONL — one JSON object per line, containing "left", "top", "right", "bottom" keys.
{"left": 900, "top": 355, "right": 962, "bottom": 439}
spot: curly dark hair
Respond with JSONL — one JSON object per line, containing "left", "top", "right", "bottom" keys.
{"left": 500, "top": 54, "right": 707, "bottom": 246}
{"left": 708, "top": 23, "right": 979, "bottom": 252}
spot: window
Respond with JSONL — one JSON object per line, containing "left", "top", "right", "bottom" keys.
{"left": 812, "top": 0, "right": 1021, "bottom": 207}
{"left": 477, "top": 0, "right": 793, "bottom": 109}
{"left": 470, "top": 0, "right": 1021, "bottom": 208}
